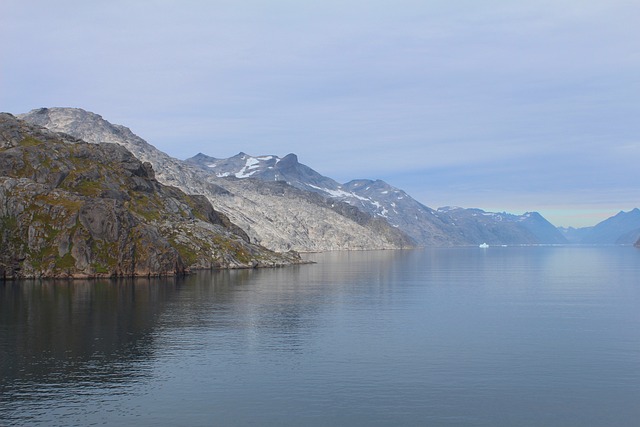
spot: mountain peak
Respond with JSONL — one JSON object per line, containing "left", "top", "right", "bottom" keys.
{"left": 188, "top": 152, "right": 218, "bottom": 163}
{"left": 279, "top": 153, "right": 298, "bottom": 167}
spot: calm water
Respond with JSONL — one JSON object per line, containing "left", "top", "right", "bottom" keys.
{"left": 1, "top": 246, "right": 639, "bottom": 426}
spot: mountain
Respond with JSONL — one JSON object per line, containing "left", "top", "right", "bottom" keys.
{"left": 20, "top": 108, "right": 413, "bottom": 252}
{"left": 187, "top": 152, "right": 464, "bottom": 246}
{"left": 20, "top": 107, "right": 567, "bottom": 248}
{"left": 186, "top": 152, "right": 340, "bottom": 191}
{"left": 340, "top": 179, "right": 466, "bottom": 245}
{"left": 560, "top": 209, "right": 640, "bottom": 244}
{"left": 187, "top": 152, "right": 567, "bottom": 246}
{"left": 437, "top": 208, "right": 568, "bottom": 245}
{"left": 186, "top": 152, "right": 465, "bottom": 245}
{"left": 0, "top": 113, "right": 302, "bottom": 279}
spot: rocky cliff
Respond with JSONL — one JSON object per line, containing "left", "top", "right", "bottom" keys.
{"left": 20, "top": 108, "right": 413, "bottom": 252}
{"left": 0, "top": 113, "right": 301, "bottom": 279}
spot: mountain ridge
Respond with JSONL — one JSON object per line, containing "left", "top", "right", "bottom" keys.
{"left": 20, "top": 108, "right": 413, "bottom": 252}
{"left": 187, "top": 151, "right": 568, "bottom": 246}
{"left": 19, "top": 107, "right": 571, "bottom": 248}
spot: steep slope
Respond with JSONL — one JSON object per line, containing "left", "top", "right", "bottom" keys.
{"left": 0, "top": 113, "right": 301, "bottom": 279}
{"left": 20, "top": 108, "right": 412, "bottom": 252}
{"left": 188, "top": 152, "right": 567, "bottom": 246}
{"left": 560, "top": 209, "right": 640, "bottom": 244}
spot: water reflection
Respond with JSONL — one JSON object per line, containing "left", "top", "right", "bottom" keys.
{"left": 0, "top": 277, "right": 183, "bottom": 422}
{"left": 1, "top": 247, "right": 639, "bottom": 427}
{"left": 158, "top": 267, "right": 329, "bottom": 357}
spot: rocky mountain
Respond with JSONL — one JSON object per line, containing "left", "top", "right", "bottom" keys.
{"left": 20, "top": 108, "right": 412, "bottom": 252}
{"left": 187, "top": 152, "right": 567, "bottom": 246}
{"left": 186, "top": 152, "right": 338, "bottom": 190}
{"left": 560, "top": 208, "right": 640, "bottom": 244}
{"left": 0, "top": 113, "right": 302, "bottom": 279}
{"left": 187, "top": 152, "right": 463, "bottom": 246}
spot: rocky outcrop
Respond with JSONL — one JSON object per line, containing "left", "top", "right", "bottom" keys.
{"left": 0, "top": 113, "right": 301, "bottom": 279}
{"left": 20, "top": 108, "right": 413, "bottom": 252}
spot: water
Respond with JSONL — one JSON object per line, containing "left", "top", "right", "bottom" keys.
{"left": 1, "top": 246, "right": 639, "bottom": 426}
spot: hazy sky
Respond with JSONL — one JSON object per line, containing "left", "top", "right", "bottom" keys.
{"left": 2, "top": 0, "right": 639, "bottom": 227}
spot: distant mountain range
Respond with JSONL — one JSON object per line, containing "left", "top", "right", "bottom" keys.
{"left": 559, "top": 208, "right": 640, "bottom": 244}
{"left": 186, "top": 151, "right": 568, "bottom": 246}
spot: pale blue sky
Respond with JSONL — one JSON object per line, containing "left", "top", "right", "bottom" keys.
{"left": 1, "top": 0, "right": 639, "bottom": 227}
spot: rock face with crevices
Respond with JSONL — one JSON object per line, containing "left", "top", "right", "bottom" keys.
{"left": 0, "top": 113, "right": 302, "bottom": 279}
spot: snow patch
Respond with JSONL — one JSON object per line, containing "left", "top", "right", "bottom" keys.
{"left": 235, "top": 157, "right": 261, "bottom": 178}
{"left": 307, "top": 184, "right": 370, "bottom": 201}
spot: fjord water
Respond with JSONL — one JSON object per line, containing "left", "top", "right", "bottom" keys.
{"left": 1, "top": 247, "right": 639, "bottom": 426}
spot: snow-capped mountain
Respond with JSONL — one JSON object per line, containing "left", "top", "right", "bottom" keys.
{"left": 187, "top": 152, "right": 463, "bottom": 245}
{"left": 187, "top": 152, "right": 347, "bottom": 193}
{"left": 187, "top": 152, "right": 567, "bottom": 245}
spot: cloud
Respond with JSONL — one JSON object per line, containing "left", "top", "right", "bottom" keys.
{"left": 2, "top": 0, "right": 639, "bottom": 226}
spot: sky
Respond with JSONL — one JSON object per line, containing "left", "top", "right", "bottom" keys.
{"left": 1, "top": 0, "right": 639, "bottom": 227}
